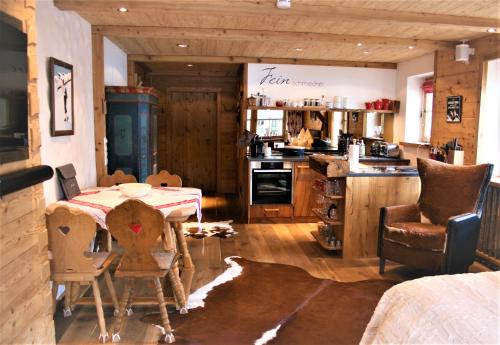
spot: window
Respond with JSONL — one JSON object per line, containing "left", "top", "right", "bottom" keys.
{"left": 404, "top": 73, "right": 433, "bottom": 143}
{"left": 421, "top": 91, "right": 433, "bottom": 143}
{"left": 477, "top": 58, "right": 500, "bottom": 176}
{"left": 247, "top": 109, "right": 284, "bottom": 138}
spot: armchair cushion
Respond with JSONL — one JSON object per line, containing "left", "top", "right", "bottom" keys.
{"left": 385, "top": 222, "right": 446, "bottom": 251}
{"left": 417, "top": 159, "right": 492, "bottom": 225}
{"left": 383, "top": 204, "right": 421, "bottom": 225}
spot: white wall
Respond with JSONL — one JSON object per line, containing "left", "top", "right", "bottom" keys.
{"left": 36, "top": 2, "right": 128, "bottom": 204}
{"left": 248, "top": 64, "right": 396, "bottom": 109}
{"left": 37, "top": 0, "right": 96, "bottom": 204}
{"left": 104, "top": 38, "right": 127, "bottom": 86}
{"left": 395, "top": 53, "right": 434, "bottom": 144}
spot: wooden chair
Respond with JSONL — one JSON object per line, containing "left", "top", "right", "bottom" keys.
{"left": 46, "top": 205, "right": 119, "bottom": 343}
{"left": 145, "top": 170, "right": 182, "bottom": 187}
{"left": 99, "top": 170, "right": 137, "bottom": 187}
{"left": 106, "top": 199, "right": 186, "bottom": 344}
{"left": 145, "top": 171, "right": 195, "bottom": 301}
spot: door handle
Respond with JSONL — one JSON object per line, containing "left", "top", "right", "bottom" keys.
{"left": 264, "top": 208, "right": 280, "bottom": 212}
{"left": 296, "top": 165, "right": 310, "bottom": 169}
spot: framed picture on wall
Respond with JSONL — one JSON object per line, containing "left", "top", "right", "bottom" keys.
{"left": 446, "top": 95, "right": 462, "bottom": 123}
{"left": 49, "top": 57, "right": 74, "bottom": 136}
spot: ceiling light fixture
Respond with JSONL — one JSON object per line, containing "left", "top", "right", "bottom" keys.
{"left": 117, "top": 7, "right": 128, "bottom": 12}
{"left": 363, "top": 51, "right": 369, "bottom": 54}
{"left": 176, "top": 43, "right": 189, "bottom": 48}
{"left": 276, "top": 0, "right": 291, "bottom": 9}
{"left": 294, "top": 48, "right": 303, "bottom": 51}
{"left": 356, "top": 43, "right": 363, "bottom": 47}
{"left": 486, "top": 27, "right": 497, "bottom": 33}
{"left": 187, "top": 64, "right": 193, "bottom": 67}
{"left": 408, "top": 45, "right": 415, "bottom": 49}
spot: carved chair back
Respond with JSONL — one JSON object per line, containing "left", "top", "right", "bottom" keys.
{"left": 106, "top": 199, "right": 165, "bottom": 272}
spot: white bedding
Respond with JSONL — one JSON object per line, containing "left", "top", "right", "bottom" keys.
{"left": 361, "top": 271, "right": 500, "bottom": 345}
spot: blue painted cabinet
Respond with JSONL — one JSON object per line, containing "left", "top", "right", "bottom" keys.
{"left": 105, "top": 87, "right": 158, "bottom": 182}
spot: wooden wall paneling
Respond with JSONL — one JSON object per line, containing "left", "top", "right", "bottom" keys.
{"left": 0, "top": 2, "right": 56, "bottom": 343}
{"left": 343, "top": 176, "right": 420, "bottom": 258}
{"left": 431, "top": 35, "right": 500, "bottom": 165}
{"left": 91, "top": 29, "right": 106, "bottom": 179}
{"left": 152, "top": 64, "right": 241, "bottom": 193}
{"left": 165, "top": 88, "right": 219, "bottom": 192}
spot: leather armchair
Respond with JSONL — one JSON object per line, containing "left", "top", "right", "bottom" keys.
{"left": 378, "top": 158, "right": 493, "bottom": 274}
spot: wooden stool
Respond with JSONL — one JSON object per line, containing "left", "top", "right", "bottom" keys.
{"left": 46, "top": 205, "right": 119, "bottom": 343}
{"left": 106, "top": 199, "right": 186, "bottom": 343}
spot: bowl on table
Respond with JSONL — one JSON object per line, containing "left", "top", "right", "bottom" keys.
{"left": 119, "top": 183, "right": 152, "bottom": 198}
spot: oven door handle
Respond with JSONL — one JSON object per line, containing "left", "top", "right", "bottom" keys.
{"left": 253, "top": 169, "right": 292, "bottom": 173}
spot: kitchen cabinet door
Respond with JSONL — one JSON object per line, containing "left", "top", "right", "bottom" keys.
{"left": 293, "top": 161, "right": 317, "bottom": 217}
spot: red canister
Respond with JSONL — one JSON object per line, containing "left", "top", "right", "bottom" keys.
{"left": 381, "top": 98, "right": 390, "bottom": 110}
{"left": 365, "top": 102, "right": 373, "bottom": 109}
{"left": 374, "top": 99, "right": 383, "bottom": 110}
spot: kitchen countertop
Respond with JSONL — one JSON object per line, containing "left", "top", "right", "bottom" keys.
{"left": 307, "top": 154, "right": 419, "bottom": 178}
{"left": 347, "top": 165, "right": 418, "bottom": 177}
{"left": 247, "top": 153, "right": 410, "bottom": 164}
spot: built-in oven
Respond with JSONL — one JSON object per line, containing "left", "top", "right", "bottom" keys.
{"left": 250, "top": 161, "right": 293, "bottom": 205}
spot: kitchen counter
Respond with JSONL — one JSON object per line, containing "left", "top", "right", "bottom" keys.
{"left": 308, "top": 154, "right": 418, "bottom": 178}
{"left": 247, "top": 153, "right": 411, "bottom": 166}
{"left": 347, "top": 165, "right": 418, "bottom": 177}
{"left": 247, "top": 154, "right": 308, "bottom": 162}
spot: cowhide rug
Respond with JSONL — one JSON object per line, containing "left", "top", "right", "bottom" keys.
{"left": 183, "top": 220, "right": 237, "bottom": 239}
{"left": 142, "top": 257, "right": 396, "bottom": 345}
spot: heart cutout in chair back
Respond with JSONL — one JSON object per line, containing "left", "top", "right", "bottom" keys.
{"left": 160, "top": 182, "right": 168, "bottom": 187}
{"left": 129, "top": 223, "right": 142, "bottom": 234}
{"left": 59, "top": 226, "right": 70, "bottom": 235}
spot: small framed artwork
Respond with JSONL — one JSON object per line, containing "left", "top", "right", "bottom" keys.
{"left": 446, "top": 95, "right": 462, "bottom": 123}
{"left": 49, "top": 57, "right": 74, "bottom": 136}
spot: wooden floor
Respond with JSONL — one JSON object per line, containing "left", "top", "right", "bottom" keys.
{"left": 54, "top": 194, "right": 486, "bottom": 344}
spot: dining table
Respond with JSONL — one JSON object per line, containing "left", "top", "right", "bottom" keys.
{"left": 55, "top": 185, "right": 202, "bottom": 301}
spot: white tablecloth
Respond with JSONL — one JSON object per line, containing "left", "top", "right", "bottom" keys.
{"left": 57, "top": 186, "right": 202, "bottom": 229}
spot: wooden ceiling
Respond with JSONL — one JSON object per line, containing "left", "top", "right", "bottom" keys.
{"left": 55, "top": 0, "right": 500, "bottom": 66}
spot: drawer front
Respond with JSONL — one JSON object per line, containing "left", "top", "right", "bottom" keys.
{"left": 250, "top": 204, "right": 293, "bottom": 218}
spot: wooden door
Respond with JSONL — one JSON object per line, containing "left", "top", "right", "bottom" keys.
{"left": 164, "top": 91, "right": 218, "bottom": 192}
{"left": 293, "top": 161, "right": 318, "bottom": 217}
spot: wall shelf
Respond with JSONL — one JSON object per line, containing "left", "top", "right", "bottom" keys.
{"left": 248, "top": 106, "right": 327, "bottom": 111}
{"left": 247, "top": 106, "right": 395, "bottom": 114}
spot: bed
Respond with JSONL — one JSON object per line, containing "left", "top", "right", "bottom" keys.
{"left": 361, "top": 271, "right": 500, "bottom": 344}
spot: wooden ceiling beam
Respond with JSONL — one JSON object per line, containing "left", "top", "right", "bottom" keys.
{"left": 128, "top": 55, "right": 397, "bottom": 69}
{"left": 95, "top": 26, "right": 453, "bottom": 49}
{"left": 54, "top": 0, "right": 500, "bottom": 31}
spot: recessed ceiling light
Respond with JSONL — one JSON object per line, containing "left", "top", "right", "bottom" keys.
{"left": 294, "top": 48, "right": 304, "bottom": 51}
{"left": 117, "top": 7, "right": 128, "bottom": 12}
{"left": 176, "top": 43, "right": 189, "bottom": 48}
{"left": 187, "top": 64, "right": 193, "bottom": 67}
{"left": 356, "top": 43, "right": 363, "bottom": 47}
{"left": 363, "top": 51, "right": 369, "bottom": 54}
{"left": 486, "top": 27, "right": 497, "bottom": 33}
{"left": 408, "top": 45, "right": 415, "bottom": 49}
